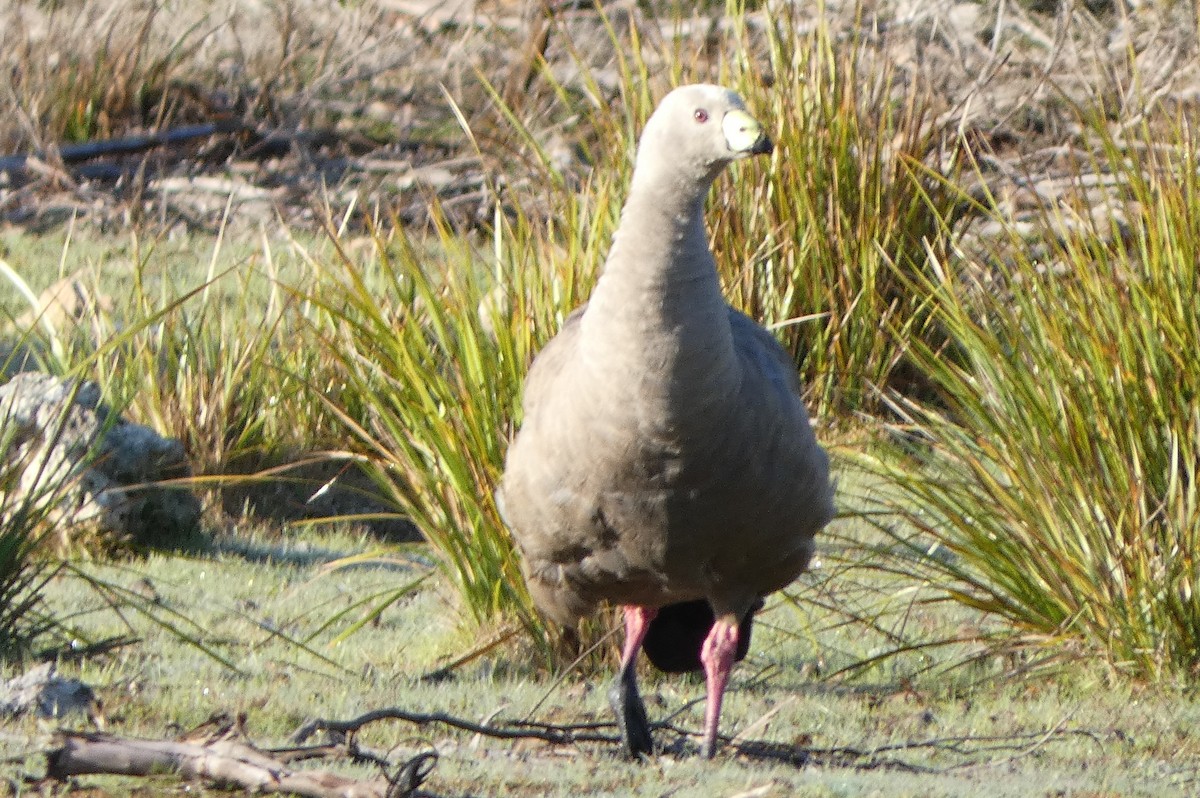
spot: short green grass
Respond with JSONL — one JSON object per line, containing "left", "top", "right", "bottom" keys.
{"left": 3, "top": 522, "right": 1198, "bottom": 797}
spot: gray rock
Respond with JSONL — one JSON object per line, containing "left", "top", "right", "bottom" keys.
{"left": 0, "top": 662, "right": 96, "bottom": 719}
{"left": 0, "top": 373, "right": 201, "bottom": 550}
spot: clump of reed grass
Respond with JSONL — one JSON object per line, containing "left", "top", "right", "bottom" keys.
{"left": 98, "top": 236, "right": 329, "bottom": 477}
{"left": 861, "top": 112, "right": 1200, "bottom": 680}
{"left": 0, "top": 487, "right": 63, "bottom": 660}
{"left": 711, "top": 3, "right": 958, "bottom": 418}
{"left": 297, "top": 187, "right": 613, "bottom": 659}
{"left": 0, "top": 235, "right": 340, "bottom": 659}
{"left": 1, "top": 3, "right": 190, "bottom": 147}
{"left": 0, "top": 374, "right": 105, "bottom": 657}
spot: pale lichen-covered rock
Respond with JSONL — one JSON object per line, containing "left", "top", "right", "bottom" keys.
{"left": 0, "top": 662, "right": 96, "bottom": 719}
{"left": 0, "top": 373, "right": 201, "bottom": 550}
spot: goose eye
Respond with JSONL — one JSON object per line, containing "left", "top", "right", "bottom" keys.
{"left": 693, "top": 108, "right": 709, "bottom": 123}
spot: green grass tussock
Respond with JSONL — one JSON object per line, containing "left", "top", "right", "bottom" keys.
{"left": 862, "top": 114, "right": 1200, "bottom": 680}
{"left": 0, "top": 514, "right": 58, "bottom": 659}
{"left": 298, "top": 207, "right": 592, "bottom": 657}
{"left": 711, "top": 3, "right": 958, "bottom": 418}
{"left": 0, "top": 385, "right": 108, "bottom": 656}
{"left": 96, "top": 239, "right": 327, "bottom": 476}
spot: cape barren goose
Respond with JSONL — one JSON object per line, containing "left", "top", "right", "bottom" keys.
{"left": 499, "top": 84, "right": 834, "bottom": 759}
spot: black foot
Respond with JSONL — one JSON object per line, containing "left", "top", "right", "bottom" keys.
{"left": 607, "top": 667, "right": 654, "bottom": 759}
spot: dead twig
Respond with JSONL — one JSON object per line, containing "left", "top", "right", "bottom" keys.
{"left": 293, "top": 708, "right": 619, "bottom": 747}
{"left": 292, "top": 705, "right": 1106, "bottom": 776}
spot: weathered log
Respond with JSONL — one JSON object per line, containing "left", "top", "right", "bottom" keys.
{"left": 45, "top": 729, "right": 431, "bottom": 798}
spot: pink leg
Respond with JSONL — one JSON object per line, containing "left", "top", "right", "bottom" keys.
{"left": 699, "top": 613, "right": 741, "bottom": 758}
{"left": 609, "top": 605, "right": 659, "bottom": 758}
{"left": 620, "top": 605, "right": 657, "bottom": 670}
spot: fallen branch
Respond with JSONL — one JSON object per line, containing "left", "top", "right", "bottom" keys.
{"left": 0, "top": 121, "right": 253, "bottom": 177}
{"left": 44, "top": 717, "right": 436, "bottom": 798}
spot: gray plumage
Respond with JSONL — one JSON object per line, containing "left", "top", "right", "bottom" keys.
{"left": 498, "top": 84, "right": 834, "bottom": 757}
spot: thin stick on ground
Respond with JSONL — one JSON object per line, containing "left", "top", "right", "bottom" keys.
{"left": 292, "top": 705, "right": 1109, "bottom": 774}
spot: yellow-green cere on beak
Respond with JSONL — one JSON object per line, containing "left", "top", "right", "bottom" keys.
{"left": 723, "top": 109, "right": 773, "bottom": 156}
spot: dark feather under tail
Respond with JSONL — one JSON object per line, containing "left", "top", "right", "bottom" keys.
{"left": 641, "top": 598, "right": 763, "bottom": 674}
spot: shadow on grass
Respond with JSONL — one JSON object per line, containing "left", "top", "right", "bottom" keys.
{"left": 215, "top": 452, "right": 421, "bottom": 543}
{"left": 207, "top": 534, "right": 431, "bottom": 573}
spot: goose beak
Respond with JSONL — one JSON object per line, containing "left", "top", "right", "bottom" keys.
{"left": 723, "top": 109, "right": 773, "bottom": 157}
